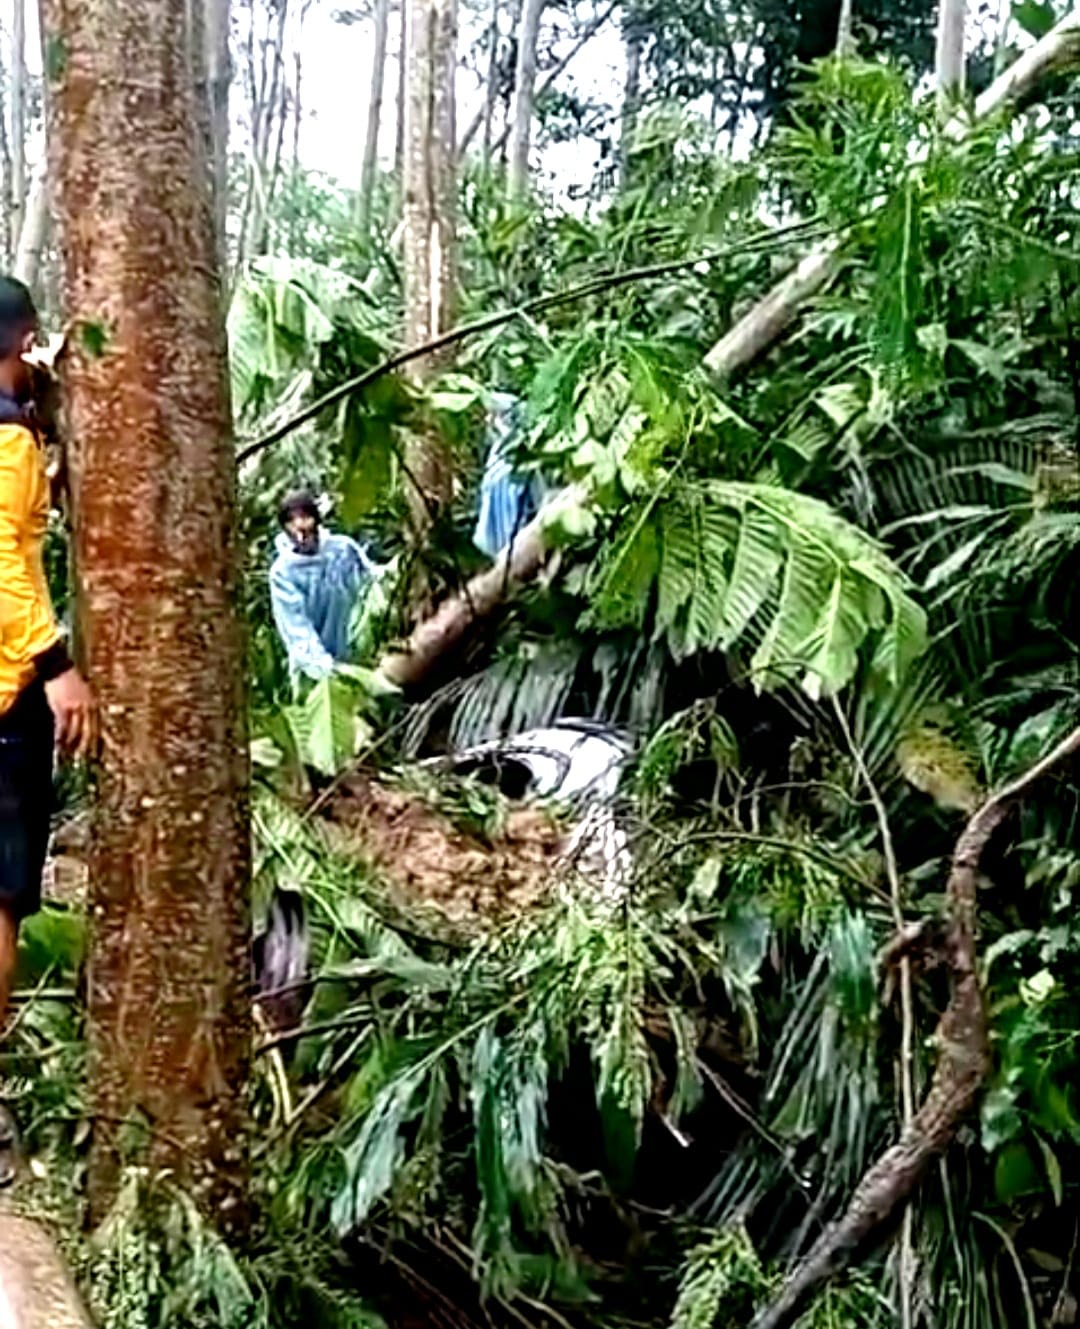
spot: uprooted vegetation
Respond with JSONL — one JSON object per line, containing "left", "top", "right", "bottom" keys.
{"left": 20, "top": 19, "right": 1080, "bottom": 1329}
{"left": 321, "top": 771, "right": 568, "bottom": 934}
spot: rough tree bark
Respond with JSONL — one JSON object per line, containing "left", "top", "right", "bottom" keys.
{"left": 403, "top": 0, "right": 458, "bottom": 530}
{"left": 376, "top": 8, "right": 1080, "bottom": 689}
{"left": 359, "top": 0, "right": 392, "bottom": 230}
{"left": 750, "top": 725, "right": 1080, "bottom": 1329}
{"left": 205, "top": 0, "right": 232, "bottom": 270}
{"left": 42, "top": 0, "right": 252, "bottom": 1226}
{"left": 506, "top": 0, "right": 545, "bottom": 198}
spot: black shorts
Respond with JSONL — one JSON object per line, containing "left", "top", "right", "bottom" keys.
{"left": 0, "top": 683, "right": 54, "bottom": 922}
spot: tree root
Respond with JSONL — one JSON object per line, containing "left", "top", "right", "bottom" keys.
{"left": 750, "top": 724, "right": 1080, "bottom": 1329}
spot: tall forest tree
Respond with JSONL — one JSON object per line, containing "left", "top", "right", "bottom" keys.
{"left": 204, "top": 0, "right": 232, "bottom": 267}
{"left": 238, "top": 0, "right": 291, "bottom": 263}
{"left": 358, "top": 0, "right": 392, "bottom": 229}
{"left": 11, "top": 0, "right": 27, "bottom": 238}
{"left": 618, "top": 6, "right": 643, "bottom": 188}
{"left": 41, "top": 0, "right": 251, "bottom": 1223}
{"left": 934, "top": 0, "right": 966, "bottom": 99}
{"left": 506, "top": 0, "right": 544, "bottom": 197}
{"left": 403, "top": 0, "right": 459, "bottom": 529}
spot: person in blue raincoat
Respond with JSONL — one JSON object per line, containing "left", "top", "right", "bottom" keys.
{"left": 473, "top": 392, "right": 547, "bottom": 558}
{"left": 269, "top": 490, "right": 376, "bottom": 690}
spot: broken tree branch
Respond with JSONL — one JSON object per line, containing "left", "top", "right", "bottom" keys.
{"left": 458, "top": 0, "right": 618, "bottom": 158}
{"left": 234, "top": 218, "right": 825, "bottom": 465}
{"left": 833, "top": 698, "right": 916, "bottom": 1329}
{"left": 750, "top": 723, "right": 1080, "bottom": 1329}
{"left": 372, "top": 15, "right": 1080, "bottom": 689}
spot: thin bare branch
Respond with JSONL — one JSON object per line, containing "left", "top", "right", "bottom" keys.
{"left": 751, "top": 724, "right": 1080, "bottom": 1329}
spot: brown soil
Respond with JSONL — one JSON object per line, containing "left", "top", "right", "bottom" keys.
{"left": 319, "top": 773, "right": 565, "bottom": 938}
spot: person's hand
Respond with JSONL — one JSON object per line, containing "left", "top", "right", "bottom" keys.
{"left": 44, "top": 668, "right": 97, "bottom": 760}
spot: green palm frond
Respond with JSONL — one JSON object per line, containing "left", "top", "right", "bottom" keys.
{"left": 589, "top": 480, "right": 927, "bottom": 699}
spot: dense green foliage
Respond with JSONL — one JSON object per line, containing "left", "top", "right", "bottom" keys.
{"left": 19, "top": 10, "right": 1080, "bottom": 1329}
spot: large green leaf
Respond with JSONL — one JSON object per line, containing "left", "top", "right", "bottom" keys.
{"left": 284, "top": 674, "right": 369, "bottom": 777}
{"left": 589, "top": 480, "right": 927, "bottom": 697}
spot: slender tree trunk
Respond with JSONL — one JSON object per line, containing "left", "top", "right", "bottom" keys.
{"left": 835, "top": 0, "right": 854, "bottom": 54}
{"left": 41, "top": 0, "right": 251, "bottom": 1227}
{"left": 359, "top": 0, "right": 392, "bottom": 229}
{"left": 506, "top": 0, "right": 544, "bottom": 198}
{"left": 242, "top": 0, "right": 289, "bottom": 262}
{"left": 394, "top": 0, "right": 407, "bottom": 178}
{"left": 618, "top": 14, "right": 642, "bottom": 191}
{"left": 292, "top": 49, "right": 302, "bottom": 169}
{"left": 935, "top": 0, "right": 966, "bottom": 102}
{"left": 13, "top": 167, "right": 48, "bottom": 293}
{"left": 11, "top": 0, "right": 28, "bottom": 239}
{"left": 0, "top": 72, "right": 12, "bottom": 269}
{"left": 456, "top": 0, "right": 503, "bottom": 160}
{"left": 403, "top": 0, "right": 458, "bottom": 529}
{"left": 480, "top": 0, "right": 501, "bottom": 164}
{"left": 483, "top": 0, "right": 616, "bottom": 161}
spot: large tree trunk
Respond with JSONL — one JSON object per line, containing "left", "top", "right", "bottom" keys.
{"left": 403, "top": 0, "right": 458, "bottom": 529}
{"left": 205, "top": 0, "right": 232, "bottom": 271}
{"left": 379, "top": 8, "right": 1080, "bottom": 689}
{"left": 42, "top": 0, "right": 251, "bottom": 1227}
{"left": 359, "top": 0, "right": 392, "bottom": 230}
{"left": 505, "top": 0, "right": 544, "bottom": 198}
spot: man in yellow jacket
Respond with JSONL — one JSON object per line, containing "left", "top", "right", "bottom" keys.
{"left": 0, "top": 277, "right": 94, "bottom": 1179}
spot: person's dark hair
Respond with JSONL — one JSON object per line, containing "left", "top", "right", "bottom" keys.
{"left": 278, "top": 489, "right": 320, "bottom": 528}
{"left": 0, "top": 276, "right": 37, "bottom": 360}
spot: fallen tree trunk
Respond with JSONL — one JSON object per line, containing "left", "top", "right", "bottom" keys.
{"left": 706, "top": 7, "right": 1080, "bottom": 374}
{"left": 380, "top": 486, "right": 585, "bottom": 687}
{"left": 750, "top": 724, "right": 1080, "bottom": 1329}
{"left": 374, "top": 10, "right": 1080, "bottom": 690}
